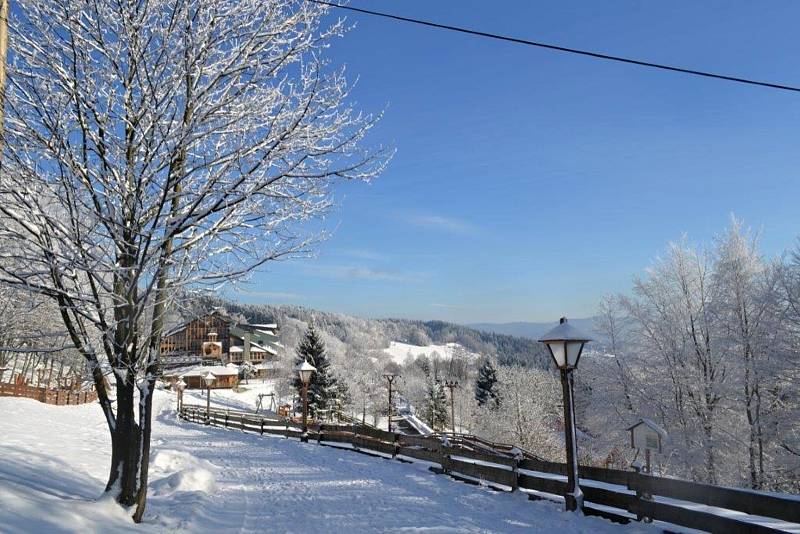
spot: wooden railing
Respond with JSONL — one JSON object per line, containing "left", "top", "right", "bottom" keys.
{"left": 0, "top": 382, "right": 98, "bottom": 405}
{"left": 180, "top": 404, "right": 800, "bottom": 533}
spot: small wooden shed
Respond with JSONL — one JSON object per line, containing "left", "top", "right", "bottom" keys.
{"left": 180, "top": 366, "right": 239, "bottom": 389}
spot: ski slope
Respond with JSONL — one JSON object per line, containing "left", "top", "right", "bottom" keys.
{"left": 383, "top": 341, "right": 481, "bottom": 366}
{"left": 0, "top": 391, "right": 655, "bottom": 533}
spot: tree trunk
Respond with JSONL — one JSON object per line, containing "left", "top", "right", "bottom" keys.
{"left": 132, "top": 371, "right": 156, "bottom": 522}
{"left": 105, "top": 376, "right": 141, "bottom": 506}
{"left": 702, "top": 414, "right": 717, "bottom": 485}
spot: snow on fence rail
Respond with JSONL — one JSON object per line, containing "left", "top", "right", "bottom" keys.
{"left": 0, "top": 382, "right": 98, "bottom": 405}
{"left": 180, "top": 404, "right": 800, "bottom": 533}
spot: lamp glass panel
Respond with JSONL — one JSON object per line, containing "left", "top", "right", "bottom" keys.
{"left": 548, "top": 341, "right": 566, "bottom": 368}
{"left": 299, "top": 369, "right": 313, "bottom": 384}
{"left": 566, "top": 341, "right": 584, "bottom": 367}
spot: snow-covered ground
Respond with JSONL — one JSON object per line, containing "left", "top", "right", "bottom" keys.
{"left": 383, "top": 341, "right": 481, "bottom": 366}
{"left": 182, "top": 379, "right": 283, "bottom": 413}
{"left": 0, "top": 391, "right": 658, "bottom": 533}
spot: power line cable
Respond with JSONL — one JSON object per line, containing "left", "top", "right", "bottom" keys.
{"left": 307, "top": 0, "right": 800, "bottom": 94}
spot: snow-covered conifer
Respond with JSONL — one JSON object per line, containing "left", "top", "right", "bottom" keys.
{"left": 475, "top": 358, "right": 500, "bottom": 409}
{"left": 293, "top": 325, "right": 339, "bottom": 418}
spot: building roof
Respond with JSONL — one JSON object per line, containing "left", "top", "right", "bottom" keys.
{"left": 626, "top": 417, "right": 667, "bottom": 439}
{"left": 251, "top": 342, "right": 277, "bottom": 355}
{"left": 179, "top": 365, "right": 239, "bottom": 377}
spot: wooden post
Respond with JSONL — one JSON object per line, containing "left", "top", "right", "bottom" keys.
{"left": 260, "top": 418, "right": 264, "bottom": 435}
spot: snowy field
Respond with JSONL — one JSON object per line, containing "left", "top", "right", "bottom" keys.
{"left": 383, "top": 341, "right": 481, "bottom": 366}
{"left": 0, "top": 391, "right": 659, "bottom": 533}
{"left": 182, "top": 379, "right": 282, "bottom": 413}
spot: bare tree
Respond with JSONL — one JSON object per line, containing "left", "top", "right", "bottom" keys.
{"left": 0, "top": 0, "right": 387, "bottom": 522}
{"left": 621, "top": 242, "right": 727, "bottom": 483}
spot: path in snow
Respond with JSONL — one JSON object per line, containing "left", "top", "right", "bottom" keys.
{"left": 0, "top": 391, "right": 654, "bottom": 533}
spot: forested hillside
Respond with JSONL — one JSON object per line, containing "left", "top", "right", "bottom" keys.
{"left": 180, "top": 297, "right": 551, "bottom": 369}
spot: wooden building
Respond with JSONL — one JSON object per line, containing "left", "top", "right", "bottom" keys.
{"left": 161, "top": 309, "right": 281, "bottom": 366}
{"left": 172, "top": 366, "right": 240, "bottom": 389}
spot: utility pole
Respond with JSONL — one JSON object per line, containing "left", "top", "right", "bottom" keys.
{"left": 383, "top": 373, "right": 398, "bottom": 432}
{"left": 445, "top": 380, "right": 459, "bottom": 434}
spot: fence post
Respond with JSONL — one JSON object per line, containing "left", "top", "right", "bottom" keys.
{"left": 628, "top": 461, "right": 652, "bottom": 523}
{"left": 392, "top": 432, "right": 399, "bottom": 458}
{"left": 225, "top": 410, "right": 229, "bottom": 428}
{"left": 439, "top": 441, "right": 450, "bottom": 474}
{"left": 511, "top": 449, "right": 523, "bottom": 492}
{"left": 260, "top": 418, "right": 264, "bottom": 436}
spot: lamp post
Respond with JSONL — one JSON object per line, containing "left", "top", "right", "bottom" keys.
{"left": 383, "top": 373, "right": 398, "bottom": 432}
{"left": 203, "top": 372, "right": 215, "bottom": 424}
{"left": 539, "top": 317, "right": 591, "bottom": 512}
{"left": 444, "top": 380, "right": 459, "bottom": 434}
{"left": 297, "top": 360, "right": 316, "bottom": 442}
{"left": 176, "top": 379, "right": 187, "bottom": 412}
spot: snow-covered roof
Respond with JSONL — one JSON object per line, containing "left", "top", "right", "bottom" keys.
{"left": 180, "top": 366, "right": 238, "bottom": 377}
{"left": 626, "top": 417, "right": 667, "bottom": 439}
{"left": 251, "top": 342, "right": 277, "bottom": 355}
{"left": 255, "top": 361, "right": 280, "bottom": 370}
{"left": 252, "top": 323, "right": 277, "bottom": 329}
{"left": 229, "top": 342, "right": 277, "bottom": 355}
{"left": 538, "top": 317, "right": 592, "bottom": 343}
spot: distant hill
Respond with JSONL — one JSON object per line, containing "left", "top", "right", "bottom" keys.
{"left": 183, "top": 296, "right": 552, "bottom": 369}
{"left": 467, "top": 318, "right": 601, "bottom": 342}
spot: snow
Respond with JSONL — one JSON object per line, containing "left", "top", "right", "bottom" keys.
{"left": 0, "top": 392, "right": 656, "bottom": 533}
{"left": 383, "top": 341, "right": 481, "bottom": 365}
{"left": 183, "top": 379, "right": 281, "bottom": 412}
{"left": 179, "top": 365, "right": 239, "bottom": 377}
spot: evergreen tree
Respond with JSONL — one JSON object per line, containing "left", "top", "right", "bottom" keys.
{"left": 424, "top": 379, "right": 449, "bottom": 430}
{"left": 293, "top": 325, "right": 338, "bottom": 418}
{"left": 475, "top": 358, "right": 501, "bottom": 409}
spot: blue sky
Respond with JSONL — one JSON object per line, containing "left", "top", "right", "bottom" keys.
{"left": 232, "top": 0, "right": 800, "bottom": 324}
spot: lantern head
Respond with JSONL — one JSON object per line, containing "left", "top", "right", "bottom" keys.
{"left": 538, "top": 317, "right": 592, "bottom": 370}
{"left": 296, "top": 360, "right": 316, "bottom": 385}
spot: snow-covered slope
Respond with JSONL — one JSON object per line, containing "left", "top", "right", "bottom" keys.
{"left": 383, "top": 341, "right": 481, "bottom": 365}
{"left": 0, "top": 392, "right": 652, "bottom": 533}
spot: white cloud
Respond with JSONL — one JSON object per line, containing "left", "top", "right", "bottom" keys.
{"left": 304, "top": 264, "right": 425, "bottom": 283}
{"left": 403, "top": 214, "right": 479, "bottom": 235}
{"left": 235, "top": 289, "right": 305, "bottom": 300}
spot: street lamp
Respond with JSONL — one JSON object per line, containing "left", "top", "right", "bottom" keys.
{"left": 444, "top": 380, "right": 459, "bottom": 434}
{"left": 176, "top": 379, "right": 187, "bottom": 412}
{"left": 383, "top": 373, "right": 398, "bottom": 432}
{"left": 539, "top": 317, "right": 592, "bottom": 512}
{"left": 296, "top": 360, "right": 316, "bottom": 442}
{"left": 203, "top": 372, "right": 215, "bottom": 424}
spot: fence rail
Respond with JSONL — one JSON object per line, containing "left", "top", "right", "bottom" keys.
{"left": 0, "top": 382, "right": 98, "bottom": 405}
{"left": 180, "top": 403, "right": 799, "bottom": 533}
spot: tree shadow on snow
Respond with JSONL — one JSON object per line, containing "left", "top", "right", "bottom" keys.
{"left": 0, "top": 444, "right": 105, "bottom": 501}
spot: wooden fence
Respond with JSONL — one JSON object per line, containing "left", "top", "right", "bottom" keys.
{"left": 0, "top": 382, "right": 98, "bottom": 405}
{"left": 180, "top": 404, "right": 800, "bottom": 533}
